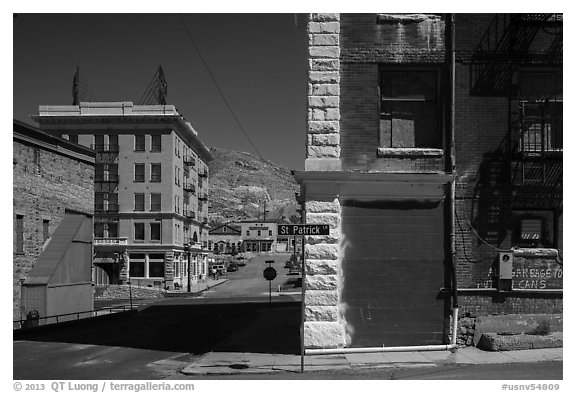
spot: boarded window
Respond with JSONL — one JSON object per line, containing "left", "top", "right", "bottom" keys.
{"left": 380, "top": 70, "right": 441, "bottom": 148}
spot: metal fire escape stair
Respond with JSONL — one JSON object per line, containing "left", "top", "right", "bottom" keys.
{"left": 470, "top": 13, "right": 562, "bottom": 96}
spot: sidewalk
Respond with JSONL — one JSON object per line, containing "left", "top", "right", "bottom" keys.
{"left": 165, "top": 278, "right": 229, "bottom": 297}
{"left": 181, "top": 347, "right": 563, "bottom": 375}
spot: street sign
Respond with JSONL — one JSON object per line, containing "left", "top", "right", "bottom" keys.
{"left": 263, "top": 266, "right": 277, "bottom": 281}
{"left": 278, "top": 224, "right": 330, "bottom": 236}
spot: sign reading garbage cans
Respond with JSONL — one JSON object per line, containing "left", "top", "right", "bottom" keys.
{"left": 263, "top": 266, "right": 277, "bottom": 281}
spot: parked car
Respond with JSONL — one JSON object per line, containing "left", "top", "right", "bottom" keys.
{"left": 211, "top": 264, "right": 226, "bottom": 275}
{"left": 236, "top": 257, "right": 246, "bottom": 267}
{"left": 284, "top": 260, "right": 294, "bottom": 269}
{"left": 227, "top": 263, "right": 239, "bottom": 272}
{"left": 288, "top": 266, "right": 301, "bottom": 275}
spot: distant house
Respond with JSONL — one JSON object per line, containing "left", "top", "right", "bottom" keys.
{"left": 208, "top": 223, "right": 242, "bottom": 254}
{"left": 237, "top": 220, "right": 279, "bottom": 253}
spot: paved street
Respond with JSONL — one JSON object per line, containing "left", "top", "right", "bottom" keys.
{"left": 201, "top": 253, "right": 301, "bottom": 299}
{"left": 13, "top": 252, "right": 303, "bottom": 380}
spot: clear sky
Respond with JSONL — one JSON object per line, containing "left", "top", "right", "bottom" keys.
{"left": 13, "top": 13, "right": 308, "bottom": 170}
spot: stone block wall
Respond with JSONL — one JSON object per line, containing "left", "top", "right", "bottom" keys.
{"left": 303, "top": 199, "right": 347, "bottom": 348}
{"left": 306, "top": 14, "right": 341, "bottom": 172}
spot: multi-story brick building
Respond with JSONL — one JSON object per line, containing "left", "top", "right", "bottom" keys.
{"left": 34, "top": 102, "right": 213, "bottom": 291}
{"left": 13, "top": 119, "right": 95, "bottom": 320}
{"left": 296, "top": 13, "right": 562, "bottom": 351}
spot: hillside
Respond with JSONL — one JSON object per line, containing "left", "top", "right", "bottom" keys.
{"left": 207, "top": 147, "right": 301, "bottom": 224}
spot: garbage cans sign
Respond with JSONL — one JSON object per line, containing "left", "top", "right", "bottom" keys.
{"left": 263, "top": 266, "right": 277, "bottom": 281}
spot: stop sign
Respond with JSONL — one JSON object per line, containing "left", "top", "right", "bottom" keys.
{"left": 263, "top": 266, "right": 277, "bottom": 281}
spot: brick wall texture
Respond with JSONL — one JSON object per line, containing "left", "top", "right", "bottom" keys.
{"left": 13, "top": 140, "right": 94, "bottom": 320}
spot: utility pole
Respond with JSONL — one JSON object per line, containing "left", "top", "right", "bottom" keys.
{"left": 262, "top": 200, "right": 269, "bottom": 221}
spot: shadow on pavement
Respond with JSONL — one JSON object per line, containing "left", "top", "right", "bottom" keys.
{"left": 14, "top": 301, "right": 302, "bottom": 355}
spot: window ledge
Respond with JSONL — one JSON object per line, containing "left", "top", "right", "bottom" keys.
{"left": 377, "top": 148, "right": 444, "bottom": 158}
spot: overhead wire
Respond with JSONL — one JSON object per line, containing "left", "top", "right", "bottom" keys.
{"left": 176, "top": 14, "right": 264, "bottom": 160}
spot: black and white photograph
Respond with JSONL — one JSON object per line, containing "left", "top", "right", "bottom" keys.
{"left": 8, "top": 2, "right": 569, "bottom": 389}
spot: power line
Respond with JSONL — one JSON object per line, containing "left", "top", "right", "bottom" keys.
{"left": 177, "top": 14, "right": 264, "bottom": 160}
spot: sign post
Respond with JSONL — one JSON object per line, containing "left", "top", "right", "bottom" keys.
{"left": 263, "top": 260, "right": 277, "bottom": 304}
{"left": 279, "top": 224, "right": 331, "bottom": 374}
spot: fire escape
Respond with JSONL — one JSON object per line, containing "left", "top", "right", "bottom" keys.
{"left": 469, "top": 14, "right": 562, "bottom": 249}
{"left": 93, "top": 143, "right": 120, "bottom": 237}
{"left": 470, "top": 14, "right": 562, "bottom": 186}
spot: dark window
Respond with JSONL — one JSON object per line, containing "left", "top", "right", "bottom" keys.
{"left": 379, "top": 69, "right": 441, "bottom": 148}
{"left": 150, "top": 193, "right": 161, "bottom": 212}
{"left": 175, "top": 166, "right": 180, "bottom": 186}
{"left": 151, "top": 135, "right": 162, "bottom": 152}
{"left": 150, "top": 223, "right": 161, "bottom": 241}
{"left": 42, "top": 219, "right": 50, "bottom": 243}
{"left": 134, "top": 223, "right": 145, "bottom": 241}
{"left": 69, "top": 134, "right": 78, "bottom": 144}
{"left": 512, "top": 210, "right": 556, "bottom": 248}
{"left": 15, "top": 215, "right": 24, "bottom": 253}
{"left": 94, "top": 222, "right": 118, "bottom": 238}
{"left": 108, "top": 135, "right": 118, "bottom": 152}
{"left": 134, "top": 134, "right": 145, "bottom": 152}
{"left": 134, "top": 193, "right": 145, "bottom": 212}
{"left": 150, "top": 163, "right": 161, "bottom": 182}
{"left": 94, "top": 135, "right": 104, "bottom": 151}
{"left": 148, "top": 262, "right": 165, "bottom": 278}
{"left": 129, "top": 262, "right": 145, "bottom": 277}
{"left": 134, "top": 163, "right": 145, "bottom": 182}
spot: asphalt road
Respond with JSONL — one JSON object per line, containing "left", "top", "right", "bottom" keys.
{"left": 13, "top": 253, "right": 303, "bottom": 380}
{"left": 202, "top": 253, "right": 301, "bottom": 299}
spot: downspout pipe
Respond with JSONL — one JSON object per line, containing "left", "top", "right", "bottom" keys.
{"left": 447, "top": 12, "right": 459, "bottom": 340}
{"left": 306, "top": 14, "right": 460, "bottom": 357}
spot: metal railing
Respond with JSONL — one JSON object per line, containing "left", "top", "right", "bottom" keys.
{"left": 14, "top": 305, "right": 133, "bottom": 330}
